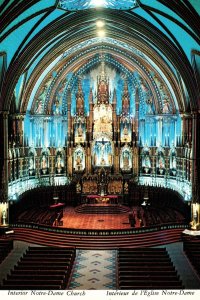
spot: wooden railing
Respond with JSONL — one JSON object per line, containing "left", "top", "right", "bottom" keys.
{"left": 10, "top": 222, "right": 188, "bottom": 237}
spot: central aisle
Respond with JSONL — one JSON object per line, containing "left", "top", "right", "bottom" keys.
{"left": 68, "top": 250, "right": 117, "bottom": 290}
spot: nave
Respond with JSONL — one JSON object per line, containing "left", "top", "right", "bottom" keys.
{"left": 0, "top": 0, "right": 200, "bottom": 292}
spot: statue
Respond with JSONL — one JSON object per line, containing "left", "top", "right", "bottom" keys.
{"left": 99, "top": 80, "right": 107, "bottom": 94}
{"left": 158, "top": 155, "right": 165, "bottom": 174}
{"left": 56, "top": 154, "right": 64, "bottom": 173}
{"left": 76, "top": 182, "right": 81, "bottom": 193}
{"left": 171, "top": 155, "right": 176, "bottom": 175}
{"left": 29, "top": 156, "right": 34, "bottom": 175}
{"left": 29, "top": 157, "right": 34, "bottom": 170}
{"left": 77, "top": 96, "right": 84, "bottom": 113}
{"left": 75, "top": 151, "right": 83, "bottom": 171}
{"left": 163, "top": 99, "right": 171, "bottom": 114}
{"left": 35, "top": 99, "right": 43, "bottom": 114}
{"left": 158, "top": 156, "right": 165, "bottom": 169}
{"left": 146, "top": 97, "right": 153, "bottom": 114}
{"left": 123, "top": 125, "right": 128, "bottom": 137}
{"left": 144, "top": 155, "right": 151, "bottom": 168}
{"left": 122, "top": 96, "right": 129, "bottom": 111}
{"left": 108, "top": 152, "right": 112, "bottom": 165}
{"left": 41, "top": 154, "right": 48, "bottom": 174}
{"left": 35, "top": 85, "right": 48, "bottom": 113}
{"left": 77, "top": 123, "right": 83, "bottom": 137}
{"left": 172, "top": 156, "right": 176, "bottom": 169}
{"left": 124, "top": 182, "right": 129, "bottom": 194}
{"left": 143, "top": 154, "right": 151, "bottom": 173}
{"left": 41, "top": 155, "right": 47, "bottom": 168}
{"left": 54, "top": 99, "right": 61, "bottom": 115}
{"left": 123, "top": 152, "right": 130, "bottom": 170}
{"left": 2, "top": 210, "right": 6, "bottom": 225}
{"left": 100, "top": 157, "right": 106, "bottom": 166}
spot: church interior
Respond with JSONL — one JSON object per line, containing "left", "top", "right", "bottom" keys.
{"left": 0, "top": 0, "right": 200, "bottom": 291}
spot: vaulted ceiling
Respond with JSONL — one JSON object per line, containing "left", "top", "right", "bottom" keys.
{"left": 0, "top": 0, "right": 200, "bottom": 113}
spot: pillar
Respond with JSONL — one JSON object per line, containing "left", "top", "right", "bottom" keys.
{"left": 191, "top": 111, "right": 200, "bottom": 229}
{"left": 0, "top": 111, "right": 9, "bottom": 226}
{"left": 158, "top": 117, "right": 163, "bottom": 145}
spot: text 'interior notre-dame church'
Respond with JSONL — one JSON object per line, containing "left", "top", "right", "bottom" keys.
{"left": 0, "top": 0, "right": 200, "bottom": 292}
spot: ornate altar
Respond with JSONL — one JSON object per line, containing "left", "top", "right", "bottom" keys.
{"left": 86, "top": 194, "right": 118, "bottom": 204}
{"left": 66, "top": 57, "right": 136, "bottom": 201}
{"left": 107, "top": 178, "right": 123, "bottom": 194}
{"left": 82, "top": 174, "right": 98, "bottom": 194}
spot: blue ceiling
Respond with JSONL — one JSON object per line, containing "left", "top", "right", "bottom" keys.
{"left": 0, "top": 0, "right": 199, "bottom": 112}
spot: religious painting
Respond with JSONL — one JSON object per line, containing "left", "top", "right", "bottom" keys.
{"left": 93, "top": 104, "right": 112, "bottom": 138}
{"left": 73, "top": 146, "right": 85, "bottom": 172}
{"left": 120, "top": 145, "right": 132, "bottom": 171}
{"left": 120, "top": 120, "right": 131, "bottom": 143}
{"left": 92, "top": 137, "right": 113, "bottom": 167}
{"left": 74, "top": 117, "right": 86, "bottom": 144}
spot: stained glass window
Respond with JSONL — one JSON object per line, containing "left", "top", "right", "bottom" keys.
{"left": 58, "top": 0, "right": 138, "bottom": 11}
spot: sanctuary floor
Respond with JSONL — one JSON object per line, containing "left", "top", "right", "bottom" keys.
{"left": 60, "top": 206, "right": 136, "bottom": 230}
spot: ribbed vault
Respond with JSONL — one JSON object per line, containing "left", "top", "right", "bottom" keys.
{"left": 0, "top": 4, "right": 199, "bottom": 113}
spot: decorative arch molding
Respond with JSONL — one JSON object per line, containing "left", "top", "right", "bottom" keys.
{"left": 24, "top": 39, "right": 183, "bottom": 115}
{"left": 27, "top": 44, "right": 181, "bottom": 117}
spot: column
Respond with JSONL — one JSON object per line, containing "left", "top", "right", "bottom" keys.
{"left": 174, "top": 117, "right": 177, "bottom": 147}
{"left": 133, "top": 147, "right": 139, "bottom": 176}
{"left": 86, "top": 147, "right": 91, "bottom": 174}
{"left": 15, "top": 114, "right": 25, "bottom": 147}
{"left": 67, "top": 147, "right": 73, "bottom": 176}
{"left": 114, "top": 146, "right": 120, "bottom": 173}
{"left": 20, "top": 114, "right": 25, "bottom": 147}
{"left": 0, "top": 111, "right": 9, "bottom": 208}
{"left": 181, "top": 114, "right": 185, "bottom": 146}
{"left": 44, "top": 117, "right": 49, "bottom": 148}
{"left": 157, "top": 117, "right": 162, "bottom": 145}
{"left": 67, "top": 88, "right": 71, "bottom": 146}
{"left": 30, "top": 117, "right": 33, "bottom": 146}
{"left": 191, "top": 112, "right": 200, "bottom": 228}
